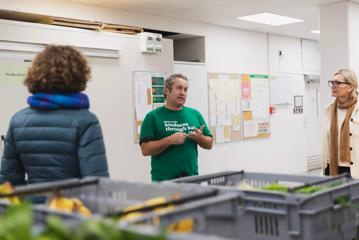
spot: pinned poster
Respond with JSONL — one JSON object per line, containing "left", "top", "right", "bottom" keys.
{"left": 242, "top": 99, "right": 251, "bottom": 111}
{"left": 232, "top": 115, "right": 241, "bottom": 131}
{"left": 134, "top": 72, "right": 152, "bottom": 106}
{"left": 215, "top": 125, "right": 231, "bottom": 143}
{"left": 135, "top": 104, "right": 152, "bottom": 121}
{"left": 215, "top": 126, "right": 225, "bottom": 143}
{"left": 208, "top": 72, "right": 241, "bottom": 143}
{"left": 241, "top": 74, "right": 270, "bottom": 139}
{"left": 223, "top": 125, "right": 231, "bottom": 142}
{"left": 133, "top": 71, "right": 165, "bottom": 142}
{"left": 151, "top": 73, "right": 165, "bottom": 104}
{"left": 258, "top": 121, "right": 270, "bottom": 134}
{"left": 242, "top": 76, "right": 251, "bottom": 100}
{"left": 243, "top": 120, "right": 258, "bottom": 138}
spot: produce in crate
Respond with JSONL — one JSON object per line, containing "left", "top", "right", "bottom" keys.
{"left": 0, "top": 182, "right": 20, "bottom": 204}
{"left": 48, "top": 194, "right": 91, "bottom": 217}
{"left": 120, "top": 196, "right": 169, "bottom": 221}
{"left": 260, "top": 183, "right": 289, "bottom": 192}
{"left": 235, "top": 177, "right": 343, "bottom": 194}
{"left": 119, "top": 195, "right": 194, "bottom": 233}
{"left": 293, "top": 185, "right": 324, "bottom": 194}
{"left": 123, "top": 196, "right": 167, "bottom": 212}
{"left": 166, "top": 218, "right": 194, "bottom": 233}
{"left": 0, "top": 203, "right": 166, "bottom": 240}
{"left": 260, "top": 181, "right": 342, "bottom": 194}
{"left": 235, "top": 179, "right": 254, "bottom": 190}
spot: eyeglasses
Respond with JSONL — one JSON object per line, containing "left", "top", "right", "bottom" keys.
{"left": 328, "top": 80, "right": 351, "bottom": 88}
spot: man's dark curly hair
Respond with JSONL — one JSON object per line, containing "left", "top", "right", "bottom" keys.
{"left": 24, "top": 45, "right": 90, "bottom": 93}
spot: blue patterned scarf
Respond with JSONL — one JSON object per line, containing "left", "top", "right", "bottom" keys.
{"left": 27, "top": 93, "right": 90, "bottom": 110}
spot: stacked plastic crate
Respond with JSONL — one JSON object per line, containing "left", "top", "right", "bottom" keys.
{"left": 170, "top": 170, "right": 359, "bottom": 240}
{"left": 0, "top": 177, "right": 239, "bottom": 240}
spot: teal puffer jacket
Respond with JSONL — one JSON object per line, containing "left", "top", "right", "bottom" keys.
{"left": 0, "top": 107, "right": 109, "bottom": 185}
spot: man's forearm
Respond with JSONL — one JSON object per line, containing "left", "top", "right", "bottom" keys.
{"left": 196, "top": 135, "right": 213, "bottom": 149}
{"left": 141, "top": 137, "right": 172, "bottom": 156}
{"left": 141, "top": 132, "right": 188, "bottom": 156}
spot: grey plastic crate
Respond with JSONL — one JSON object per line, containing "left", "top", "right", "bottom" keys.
{"left": 170, "top": 170, "right": 359, "bottom": 240}
{"left": 121, "top": 190, "right": 241, "bottom": 239}
{"left": 171, "top": 170, "right": 329, "bottom": 187}
{"left": 62, "top": 178, "right": 240, "bottom": 238}
{"left": 3, "top": 178, "right": 241, "bottom": 239}
{"left": 6, "top": 177, "right": 218, "bottom": 215}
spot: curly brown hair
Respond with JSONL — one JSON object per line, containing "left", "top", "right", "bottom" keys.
{"left": 24, "top": 45, "right": 90, "bottom": 93}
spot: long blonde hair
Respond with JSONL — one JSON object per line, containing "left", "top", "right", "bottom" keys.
{"left": 334, "top": 69, "right": 358, "bottom": 98}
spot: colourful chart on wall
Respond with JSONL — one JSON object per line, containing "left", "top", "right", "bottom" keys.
{"left": 241, "top": 74, "right": 270, "bottom": 139}
{"left": 208, "top": 73, "right": 241, "bottom": 143}
{"left": 133, "top": 71, "right": 165, "bottom": 142}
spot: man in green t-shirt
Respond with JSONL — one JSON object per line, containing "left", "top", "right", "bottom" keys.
{"left": 140, "top": 73, "right": 213, "bottom": 181}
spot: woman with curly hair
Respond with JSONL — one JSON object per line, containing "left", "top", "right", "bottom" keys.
{"left": 0, "top": 45, "right": 109, "bottom": 185}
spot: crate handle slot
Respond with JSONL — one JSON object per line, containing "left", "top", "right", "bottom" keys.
{"left": 171, "top": 170, "right": 244, "bottom": 183}
{"left": 244, "top": 206, "right": 287, "bottom": 216}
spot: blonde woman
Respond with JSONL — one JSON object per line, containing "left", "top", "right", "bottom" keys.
{"left": 322, "top": 69, "right": 359, "bottom": 177}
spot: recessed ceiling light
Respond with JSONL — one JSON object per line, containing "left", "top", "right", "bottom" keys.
{"left": 310, "top": 30, "right": 320, "bottom": 34}
{"left": 237, "top": 12, "right": 303, "bottom": 26}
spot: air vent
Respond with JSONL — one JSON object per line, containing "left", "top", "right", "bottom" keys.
{"left": 307, "top": 154, "right": 322, "bottom": 171}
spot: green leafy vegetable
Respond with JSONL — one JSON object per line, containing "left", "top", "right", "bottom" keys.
{"left": 260, "top": 183, "right": 289, "bottom": 192}
{"left": 0, "top": 202, "right": 32, "bottom": 240}
{"left": 0, "top": 203, "right": 167, "bottom": 240}
{"left": 37, "top": 216, "right": 72, "bottom": 240}
{"left": 294, "top": 186, "right": 324, "bottom": 194}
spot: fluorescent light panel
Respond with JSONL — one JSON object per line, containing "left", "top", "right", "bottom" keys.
{"left": 237, "top": 12, "right": 303, "bottom": 26}
{"left": 311, "top": 29, "right": 320, "bottom": 34}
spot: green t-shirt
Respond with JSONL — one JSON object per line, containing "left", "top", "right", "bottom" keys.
{"left": 140, "top": 106, "right": 212, "bottom": 181}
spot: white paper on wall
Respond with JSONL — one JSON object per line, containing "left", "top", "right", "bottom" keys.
{"left": 215, "top": 126, "right": 225, "bottom": 143}
{"left": 244, "top": 120, "right": 258, "bottom": 137}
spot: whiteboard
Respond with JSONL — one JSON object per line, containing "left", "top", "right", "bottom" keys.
{"left": 174, "top": 62, "right": 208, "bottom": 118}
{"left": 270, "top": 74, "right": 295, "bottom": 105}
{"left": 0, "top": 58, "right": 31, "bottom": 140}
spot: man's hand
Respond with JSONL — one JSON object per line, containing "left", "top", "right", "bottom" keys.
{"left": 169, "top": 132, "right": 188, "bottom": 145}
{"left": 187, "top": 125, "right": 213, "bottom": 150}
{"left": 187, "top": 125, "right": 205, "bottom": 141}
{"left": 141, "top": 131, "right": 189, "bottom": 156}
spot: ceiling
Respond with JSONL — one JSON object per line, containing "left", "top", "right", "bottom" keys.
{"left": 62, "top": 0, "right": 354, "bottom": 40}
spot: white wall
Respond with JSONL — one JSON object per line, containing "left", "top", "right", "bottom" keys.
{"left": 0, "top": 0, "right": 321, "bottom": 180}
{"left": 302, "top": 39, "right": 320, "bottom": 73}
{"left": 320, "top": 1, "right": 349, "bottom": 108}
{"left": 206, "top": 28, "right": 268, "bottom": 74}
{"left": 0, "top": 20, "right": 173, "bottom": 182}
{"left": 348, "top": 1, "right": 359, "bottom": 78}
{"left": 320, "top": 0, "right": 359, "bottom": 118}
{"left": 199, "top": 33, "right": 310, "bottom": 175}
